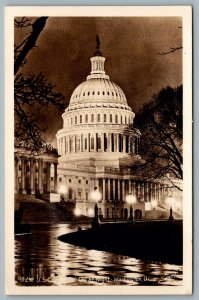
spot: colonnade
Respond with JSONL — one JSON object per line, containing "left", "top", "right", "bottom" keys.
{"left": 63, "top": 175, "right": 169, "bottom": 204}
{"left": 14, "top": 156, "right": 58, "bottom": 195}
{"left": 58, "top": 133, "right": 140, "bottom": 155}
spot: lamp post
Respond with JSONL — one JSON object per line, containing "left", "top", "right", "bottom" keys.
{"left": 166, "top": 196, "right": 175, "bottom": 221}
{"left": 90, "top": 187, "right": 101, "bottom": 229}
{"left": 126, "top": 193, "right": 136, "bottom": 222}
{"left": 58, "top": 184, "right": 67, "bottom": 202}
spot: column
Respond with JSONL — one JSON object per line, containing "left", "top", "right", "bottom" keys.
{"left": 38, "top": 159, "right": 43, "bottom": 194}
{"left": 108, "top": 133, "right": 111, "bottom": 152}
{"left": 101, "top": 133, "right": 104, "bottom": 152}
{"left": 129, "top": 180, "right": 132, "bottom": 194}
{"left": 73, "top": 135, "right": 76, "bottom": 153}
{"left": 113, "top": 179, "right": 115, "bottom": 201}
{"left": 30, "top": 158, "right": 35, "bottom": 194}
{"left": 102, "top": 178, "right": 106, "bottom": 202}
{"left": 122, "top": 180, "right": 125, "bottom": 202}
{"left": 46, "top": 162, "right": 51, "bottom": 193}
{"left": 116, "top": 134, "right": 120, "bottom": 152}
{"left": 128, "top": 138, "right": 131, "bottom": 153}
{"left": 108, "top": 178, "right": 111, "bottom": 202}
{"left": 123, "top": 136, "right": 126, "bottom": 153}
{"left": 14, "top": 158, "right": 19, "bottom": 193}
{"left": 88, "top": 133, "right": 90, "bottom": 152}
{"left": 118, "top": 179, "right": 121, "bottom": 202}
{"left": 21, "top": 157, "right": 26, "bottom": 194}
{"left": 54, "top": 162, "right": 58, "bottom": 193}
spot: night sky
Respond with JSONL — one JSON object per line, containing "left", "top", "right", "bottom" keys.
{"left": 15, "top": 17, "right": 182, "bottom": 144}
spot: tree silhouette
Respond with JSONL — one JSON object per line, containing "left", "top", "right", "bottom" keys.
{"left": 126, "top": 85, "right": 183, "bottom": 190}
{"left": 14, "top": 17, "right": 65, "bottom": 152}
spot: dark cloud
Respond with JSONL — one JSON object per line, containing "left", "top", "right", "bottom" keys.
{"left": 16, "top": 16, "right": 182, "bottom": 142}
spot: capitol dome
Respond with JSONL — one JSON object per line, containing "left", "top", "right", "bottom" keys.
{"left": 56, "top": 37, "right": 138, "bottom": 163}
{"left": 66, "top": 42, "right": 130, "bottom": 112}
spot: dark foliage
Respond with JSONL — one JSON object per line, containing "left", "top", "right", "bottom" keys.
{"left": 127, "top": 85, "right": 183, "bottom": 190}
{"left": 14, "top": 17, "right": 65, "bottom": 152}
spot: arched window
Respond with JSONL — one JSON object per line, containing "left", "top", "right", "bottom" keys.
{"left": 91, "top": 136, "right": 94, "bottom": 150}
{"left": 91, "top": 114, "right": 94, "bottom": 122}
{"left": 85, "top": 114, "right": 88, "bottom": 123}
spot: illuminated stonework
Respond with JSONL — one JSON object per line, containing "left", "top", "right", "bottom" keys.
{"left": 56, "top": 40, "right": 182, "bottom": 219}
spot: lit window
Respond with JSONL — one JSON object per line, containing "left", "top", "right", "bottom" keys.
{"left": 97, "top": 114, "right": 100, "bottom": 122}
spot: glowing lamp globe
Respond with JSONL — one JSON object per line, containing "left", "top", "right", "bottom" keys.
{"left": 126, "top": 194, "right": 136, "bottom": 204}
{"left": 74, "top": 207, "right": 81, "bottom": 216}
{"left": 90, "top": 188, "right": 101, "bottom": 203}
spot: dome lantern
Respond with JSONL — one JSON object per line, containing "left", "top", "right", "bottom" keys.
{"left": 89, "top": 35, "right": 107, "bottom": 78}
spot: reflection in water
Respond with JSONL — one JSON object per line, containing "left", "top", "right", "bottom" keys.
{"left": 15, "top": 224, "right": 183, "bottom": 286}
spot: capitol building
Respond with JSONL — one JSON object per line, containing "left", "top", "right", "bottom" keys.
{"left": 55, "top": 38, "right": 182, "bottom": 220}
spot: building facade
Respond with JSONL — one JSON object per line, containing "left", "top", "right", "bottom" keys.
{"left": 14, "top": 145, "right": 59, "bottom": 202}
{"left": 56, "top": 40, "right": 182, "bottom": 219}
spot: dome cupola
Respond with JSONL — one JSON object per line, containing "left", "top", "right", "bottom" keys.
{"left": 66, "top": 35, "right": 130, "bottom": 112}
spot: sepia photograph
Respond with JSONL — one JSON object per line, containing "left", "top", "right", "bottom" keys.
{"left": 5, "top": 6, "right": 192, "bottom": 295}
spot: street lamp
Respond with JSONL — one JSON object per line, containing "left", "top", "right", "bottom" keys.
{"left": 58, "top": 184, "right": 68, "bottom": 202}
{"left": 126, "top": 193, "right": 136, "bottom": 222}
{"left": 151, "top": 199, "right": 158, "bottom": 210}
{"left": 166, "top": 196, "right": 175, "bottom": 221}
{"left": 90, "top": 187, "right": 101, "bottom": 228}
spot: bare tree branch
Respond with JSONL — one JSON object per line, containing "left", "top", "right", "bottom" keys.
{"left": 14, "top": 17, "right": 48, "bottom": 75}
